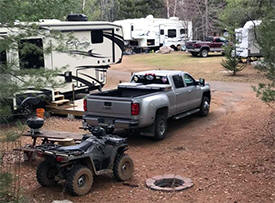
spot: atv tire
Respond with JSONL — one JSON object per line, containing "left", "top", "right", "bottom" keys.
{"left": 113, "top": 153, "right": 134, "bottom": 181}
{"left": 36, "top": 160, "right": 58, "bottom": 187}
{"left": 66, "top": 165, "right": 93, "bottom": 196}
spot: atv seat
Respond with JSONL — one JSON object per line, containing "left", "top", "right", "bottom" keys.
{"left": 105, "top": 136, "right": 126, "bottom": 145}
{"left": 57, "top": 139, "right": 93, "bottom": 152}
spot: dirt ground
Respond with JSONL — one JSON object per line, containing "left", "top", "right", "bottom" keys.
{"left": 16, "top": 53, "right": 275, "bottom": 202}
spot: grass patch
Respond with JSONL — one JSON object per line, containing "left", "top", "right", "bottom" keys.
{"left": 130, "top": 52, "right": 222, "bottom": 68}
{"left": 115, "top": 52, "right": 268, "bottom": 84}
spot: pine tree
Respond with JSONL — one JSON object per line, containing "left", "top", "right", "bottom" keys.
{"left": 221, "top": 44, "right": 245, "bottom": 76}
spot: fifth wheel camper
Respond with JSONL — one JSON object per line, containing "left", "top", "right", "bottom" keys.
{"left": 0, "top": 18, "right": 124, "bottom": 112}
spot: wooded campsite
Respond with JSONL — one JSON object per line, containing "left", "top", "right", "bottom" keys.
{"left": 0, "top": 0, "right": 274, "bottom": 202}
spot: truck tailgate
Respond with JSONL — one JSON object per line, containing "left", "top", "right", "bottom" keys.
{"left": 86, "top": 96, "right": 133, "bottom": 119}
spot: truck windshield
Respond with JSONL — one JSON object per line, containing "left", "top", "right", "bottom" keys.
{"left": 131, "top": 74, "right": 170, "bottom": 85}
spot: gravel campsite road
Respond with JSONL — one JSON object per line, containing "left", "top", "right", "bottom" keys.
{"left": 19, "top": 54, "right": 274, "bottom": 203}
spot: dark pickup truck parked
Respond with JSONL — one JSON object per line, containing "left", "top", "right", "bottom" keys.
{"left": 186, "top": 36, "right": 227, "bottom": 57}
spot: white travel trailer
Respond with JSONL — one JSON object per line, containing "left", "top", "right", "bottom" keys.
{"left": 0, "top": 18, "right": 124, "bottom": 112}
{"left": 235, "top": 20, "right": 262, "bottom": 59}
{"left": 114, "top": 15, "right": 192, "bottom": 52}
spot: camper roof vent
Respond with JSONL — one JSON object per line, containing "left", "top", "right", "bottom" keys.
{"left": 67, "top": 14, "right": 88, "bottom": 21}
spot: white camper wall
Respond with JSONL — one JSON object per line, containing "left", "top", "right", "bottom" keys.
{"left": 115, "top": 15, "right": 192, "bottom": 50}
{"left": 235, "top": 20, "right": 262, "bottom": 58}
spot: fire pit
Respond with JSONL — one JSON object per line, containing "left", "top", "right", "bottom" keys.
{"left": 146, "top": 174, "right": 193, "bottom": 191}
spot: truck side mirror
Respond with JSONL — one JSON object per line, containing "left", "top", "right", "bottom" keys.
{"left": 199, "top": 78, "right": 205, "bottom": 86}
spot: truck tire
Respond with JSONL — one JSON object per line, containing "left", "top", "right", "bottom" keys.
{"left": 200, "top": 49, "right": 209, "bottom": 57}
{"left": 199, "top": 96, "right": 210, "bottom": 116}
{"left": 66, "top": 164, "right": 94, "bottom": 196}
{"left": 36, "top": 160, "right": 58, "bottom": 187}
{"left": 154, "top": 112, "right": 168, "bottom": 140}
{"left": 191, "top": 52, "right": 198, "bottom": 56}
{"left": 113, "top": 153, "right": 134, "bottom": 181}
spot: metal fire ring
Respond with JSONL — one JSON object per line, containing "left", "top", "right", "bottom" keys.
{"left": 146, "top": 174, "right": 193, "bottom": 192}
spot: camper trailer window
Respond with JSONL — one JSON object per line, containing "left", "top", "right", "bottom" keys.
{"left": 91, "top": 30, "right": 103, "bottom": 44}
{"left": 0, "top": 50, "right": 7, "bottom": 65}
{"left": 168, "top": 29, "right": 177, "bottom": 38}
{"left": 180, "top": 29, "right": 187, "bottom": 34}
{"left": 19, "top": 38, "right": 44, "bottom": 69}
{"left": 160, "top": 29, "right": 164, "bottom": 35}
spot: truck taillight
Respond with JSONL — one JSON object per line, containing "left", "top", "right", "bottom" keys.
{"left": 83, "top": 99, "right": 87, "bottom": 111}
{"left": 131, "top": 103, "right": 139, "bottom": 115}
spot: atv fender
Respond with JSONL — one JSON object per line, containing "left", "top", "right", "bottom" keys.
{"left": 110, "top": 145, "right": 129, "bottom": 168}
{"left": 78, "top": 157, "right": 97, "bottom": 175}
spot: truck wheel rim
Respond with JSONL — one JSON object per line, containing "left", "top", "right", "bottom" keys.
{"left": 159, "top": 120, "right": 166, "bottom": 135}
{"left": 202, "top": 50, "right": 207, "bottom": 57}
{"left": 203, "top": 101, "right": 209, "bottom": 112}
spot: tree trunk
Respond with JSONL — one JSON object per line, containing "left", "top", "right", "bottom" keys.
{"left": 166, "top": 0, "right": 170, "bottom": 18}
{"left": 82, "top": 0, "right": 86, "bottom": 13}
{"left": 205, "top": 0, "right": 208, "bottom": 38}
{"left": 173, "top": 0, "right": 178, "bottom": 17}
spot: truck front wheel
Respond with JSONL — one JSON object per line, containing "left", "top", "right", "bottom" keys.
{"left": 199, "top": 96, "right": 210, "bottom": 116}
{"left": 154, "top": 112, "right": 168, "bottom": 140}
{"left": 200, "top": 49, "right": 209, "bottom": 57}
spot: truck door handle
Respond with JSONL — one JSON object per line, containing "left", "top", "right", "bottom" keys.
{"left": 104, "top": 102, "right": 112, "bottom": 106}
{"left": 188, "top": 90, "right": 192, "bottom": 93}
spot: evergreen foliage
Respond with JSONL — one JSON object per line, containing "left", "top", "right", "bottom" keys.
{"left": 221, "top": 44, "right": 245, "bottom": 75}
{"left": 220, "top": 0, "right": 275, "bottom": 102}
{"left": 253, "top": 11, "right": 275, "bottom": 102}
{"left": 116, "top": 0, "right": 165, "bottom": 20}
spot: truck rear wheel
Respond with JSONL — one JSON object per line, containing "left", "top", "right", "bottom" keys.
{"left": 200, "top": 49, "right": 209, "bottom": 57}
{"left": 66, "top": 165, "right": 94, "bottom": 196}
{"left": 154, "top": 112, "right": 167, "bottom": 140}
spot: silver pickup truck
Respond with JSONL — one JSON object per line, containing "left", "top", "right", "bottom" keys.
{"left": 83, "top": 70, "right": 211, "bottom": 140}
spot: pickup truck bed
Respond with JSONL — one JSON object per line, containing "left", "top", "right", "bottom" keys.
{"left": 91, "top": 88, "right": 159, "bottom": 98}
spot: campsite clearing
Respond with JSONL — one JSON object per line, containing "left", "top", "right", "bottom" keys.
{"left": 11, "top": 52, "right": 274, "bottom": 203}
